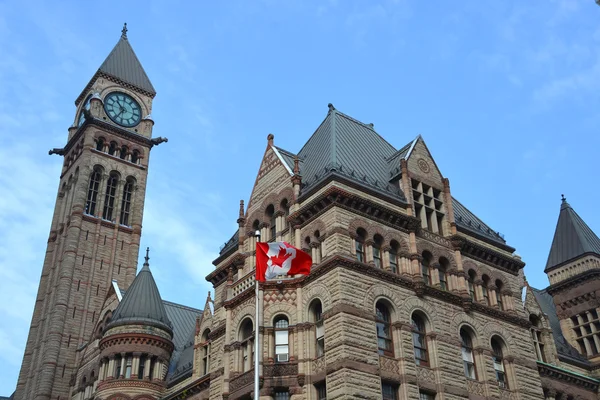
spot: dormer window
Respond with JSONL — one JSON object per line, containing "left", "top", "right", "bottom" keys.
{"left": 411, "top": 179, "right": 445, "bottom": 235}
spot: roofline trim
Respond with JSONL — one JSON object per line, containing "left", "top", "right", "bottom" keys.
{"left": 544, "top": 251, "right": 600, "bottom": 273}
{"left": 271, "top": 146, "right": 293, "bottom": 175}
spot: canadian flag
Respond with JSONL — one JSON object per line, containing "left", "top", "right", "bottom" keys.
{"left": 256, "top": 242, "right": 312, "bottom": 282}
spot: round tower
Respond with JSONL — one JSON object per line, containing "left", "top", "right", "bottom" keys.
{"left": 95, "top": 249, "right": 174, "bottom": 400}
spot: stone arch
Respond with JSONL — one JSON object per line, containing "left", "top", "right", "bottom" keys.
{"left": 402, "top": 296, "right": 439, "bottom": 329}
{"left": 277, "top": 187, "right": 295, "bottom": 208}
{"left": 302, "top": 283, "right": 332, "bottom": 314}
{"left": 416, "top": 240, "right": 441, "bottom": 260}
{"left": 388, "top": 235, "right": 410, "bottom": 253}
{"left": 302, "top": 219, "right": 327, "bottom": 243}
{"left": 364, "top": 285, "right": 404, "bottom": 319}
{"left": 463, "top": 260, "right": 481, "bottom": 277}
{"left": 437, "top": 250, "right": 457, "bottom": 270}
{"left": 451, "top": 312, "right": 485, "bottom": 347}
{"left": 230, "top": 303, "right": 256, "bottom": 341}
{"left": 483, "top": 322, "right": 516, "bottom": 354}
{"left": 260, "top": 193, "right": 280, "bottom": 216}
{"left": 348, "top": 217, "right": 373, "bottom": 239}
{"left": 264, "top": 303, "right": 297, "bottom": 326}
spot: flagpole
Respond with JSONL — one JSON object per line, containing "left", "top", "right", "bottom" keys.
{"left": 254, "top": 232, "right": 261, "bottom": 400}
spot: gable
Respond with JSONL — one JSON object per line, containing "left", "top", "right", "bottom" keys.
{"left": 247, "top": 144, "right": 293, "bottom": 212}
{"left": 406, "top": 137, "right": 444, "bottom": 187}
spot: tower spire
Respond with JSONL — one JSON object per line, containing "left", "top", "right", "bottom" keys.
{"left": 143, "top": 247, "right": 150, "bottom": 269}
{"left": 121, "top": 22, "right": 128, "bottom": 39}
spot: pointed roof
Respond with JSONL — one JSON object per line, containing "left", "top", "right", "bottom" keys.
{"left": 75, "top": 24, "right": 155, "bottom": 105}
{"left": 107, "top": 248, "right": 173, "bottom": 335}
{"left": 545, "top": 196, "right": 600, "bottom": 272}
{"left": 293, "top": 104, "right": 406, "bottom": 201}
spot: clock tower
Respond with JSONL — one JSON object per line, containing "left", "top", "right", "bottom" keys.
{"left": 15, "top": 25, "right": 166, "bottom": 400}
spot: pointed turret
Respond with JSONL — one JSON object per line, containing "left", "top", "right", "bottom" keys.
{"left": 75, "top": 23, "right": 155, "bottom": 106}
{"left": 106, "top": 247, "right": 173, "bottom": 335}
{"left": 545, "top": 195, "right": 600, "bottom": 272}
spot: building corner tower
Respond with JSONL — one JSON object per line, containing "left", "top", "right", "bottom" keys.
{"left": 15, "top": 25, "right": 164, "bottom": 400}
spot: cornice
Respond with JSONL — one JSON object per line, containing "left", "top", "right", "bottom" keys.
{"left": 452, "top": 235, "right": 525, "bottom": 275}
{"left": 537, "top": 362, "right": 599, "bottom": 392}
{"left": 162, "top": 374, "right": 210, "bottom": 400}
{"left": 547, "top": 269, "right": 600, "bottom": 295}
{"left": 207, "top": 253, "right": 246, "bottom": 286}
{"left": 290, "top": 186, "right": 420, "bottom": 233}
{"left": 75, "top": 70, "right": 156, "bottom": 107}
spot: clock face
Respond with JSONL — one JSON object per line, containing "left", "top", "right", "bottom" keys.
{"left": 104, "top": 92, "right": 142, "bottom": 127}
{"left": 77, "top": 95, "right": 92, "bottom": 127}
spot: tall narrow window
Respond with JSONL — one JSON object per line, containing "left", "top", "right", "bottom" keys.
{"left": 495, "top": 280, "right": 504, "bottom": 310}
{"left": 355, "top": 228, "right": 366, "bottom": 263}
{"left": 85, "top": 168, "right": 101, "bottom": 216}
{"left": 311, "top": 300, "right": 325, "bottom": 357}
{"left": 274, "top": 316, "right": 289, "bottom": 362}
{"left": 530, "top": 315, "right": 546, "bottom": 362}
{"left": 266, "top": 204, "right": 276, "bottom": 241}
{"left": 120, "top": 145, "right": 128, "bottom": 160}
{"left": 389, "top": 241, "right": 399, "bottom": 274}
{"left": 421, "top": 253, "right": 432, "bottom": 285}
{"left": 482, "top": 276, "right": 490, "bottom": 306}
{"left": 467, "top": 270, "right": 476, "bottom": 300}
{"left": 411, "top": 313, "right": 429, "bottom": 366}
{"left": 491, "top": 337, "right": 507, "bottom": 388}
{"left": 202, "top": 329, "right": 211, "bottom": 375}
{"left": 96, "top": 137, "right": 105, "bottom": 152}
{"left": 124, "top": 355, "right": 132, "bottom": 378}
{"left": 461, "top": 328, "right": 476, "bottom": 379}
{"left": 373, "top": 235, "right": 382, "bottom": 269}
{"left": 382, "top": 383, "right": 398, "bottom": 400}
{"left": 108, "top": 141, "right": 117, "bottom": 156}
{"left": 119, "top": 179, "right": 133, "bottom": 226}
{"left": 376, "top": 301, "right": 393, "bottom": 356}
{"left": 131, "top": 149, "right": 140, "bottom": 164}
{"left": 281, "top": 199, "right": 290, "bottom": 230}
{"left": 239, "top": 318, "right": 254, "bottom": 372}
{"left": 102, "top": 173, "right": 118, "bottom": 221}
{"left": 138, "top": 355, "right": 146, "bottom": 379}
{"left": 315, "top": 382, "right": 327, "bottom": 400}
{"left": 438, "top": 258, "right": 449, "bottom": 291}
{"left": 115, "top": 355, "right": 122, "bottom": 378}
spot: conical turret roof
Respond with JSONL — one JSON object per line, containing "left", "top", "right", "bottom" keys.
{"left": 545, "top": 196, "right": 600, "bottom": 272}
{"left": 107, "top": 248, "right": 172, "bottom": 335}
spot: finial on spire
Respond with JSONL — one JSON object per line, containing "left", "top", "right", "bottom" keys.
{"left": 561, "top": 194, "right": 566, "bottom": 203}
{"left": 144, "top": 247, "right": 150, "bottom": 266}
{"left": 267, "top": 133, "right": 274, "bottom": 146}
{"left": 328, "top": 103, "right": 335, "bottom": 111}
{"left": 239, "top": 200, "right": 245, "bottom": 218}
{"left": 293, "top": 156, "right": 300, "bottom": 175}
{"left": 121, "top": 23, "right": 128, "bottom": 39}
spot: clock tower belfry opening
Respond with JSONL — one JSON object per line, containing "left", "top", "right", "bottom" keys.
{"left": 15, "top": 25, "right": 166, "bottom": 400}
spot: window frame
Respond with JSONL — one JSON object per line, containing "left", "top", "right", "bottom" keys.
{"left": 85, "top": 169, "right": 102, "bottom": 216}
{"left": 274, "top": 316, "right": 290, "bottom": 363}
{"left": 491, "top": 338, "right": 507, "bottom": 389}
{"left": 376, "top": 302, "right": 394, "bottom": 357}
{"left": 460, "top": 328, "right": 476, "bottom": 380}
{"left": 102, "top": 173, "right": 119, "bottom": 221}
{"left": 411, "top": 314, "right": 429, "bottom": 367}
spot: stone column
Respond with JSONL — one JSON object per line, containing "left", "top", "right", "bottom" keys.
{"left": 107, "top": 356, "right": 115, "bottom": 379}
{"left": 119, "top": 353, "right": 126, "bottom": 378}
{"left": 488, "top": 286, "right": 498, "bottom": 307}
{"left": 474, "top": 280, "right": 484, "bottom": 304}
{"left": 365, "top": 240, "right": 374, "bottom": 264}
{"left": 144, "top": 357, "right": 151, "bottom": 379}
{"left": 430, "top": 263, "right": 441, "bottom": 287}
{"left": 132, "top": 352, "right": 141, "bottom": 378}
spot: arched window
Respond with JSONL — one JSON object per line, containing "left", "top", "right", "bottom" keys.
{"left": 482, "top": 275, "right": 491, "bottom": 306}
{"left": 85, "top": 168, "right": 102, "bottom": 216}
{"left": 411, "top": 313, "right": 428, "bottom": 366}
{"left": 102, "top": 173, "right": 119, "bottom": 221}
{"left": 108, "top": 141, "right": 117, "bottom": 156}
{"left": 467, "top": 270, "right": 476, "bottom": 300}
{"left": 96, "top": 137, "right": 105, "bottom": 152}
{"left": 131, "top": 149, "right": 140, "bottom": 164}
{"left": 438, "top": 257, "right": 449, "bottom": 291}
{"left": 460, "top": 328, "right": 476, "bottom": 379}
{"left": 530, "top": 315, "right": 546, "bottom": 362}
{"left": 495, "top": 280, "right": 504, "bottom": 310}
{"left": 310, "top": 300, "right": 324, "bottom": 357}
{"left": 265, "top": 204, "right": 276, "bottom": 241}
{"left": 201, "top": 329, "right": 211, "bottom": 375}
{"left": 421, "top": 252, "right": 432, "bottom": 285}
{"left": 119, "top": 178, "right": 134, "bottom": 226}
{"left": 389, "top": 241, "right": 399, "bottom": 274}
{"left": 274, "top": 315, "right": 289, "bottom": 362}
{"left": 491, "top": 337, "right": 507, "bottom": 388}
{"left": 120, "top": 145, "right": 128, "bottom": 160}
{"left": 373, "top": 235, "right": 383, "bottom": 269}
{"left": 114, "top": 354, "right": 122, "bottom": 378}
{"left": 376, "top": 301, "right": 393, "bottom": 356}
{"left": 355, "top": 228, "right": 366, "bottom": 262}
{"left": 239, "top": 318, "right": 254, "bottom": 372}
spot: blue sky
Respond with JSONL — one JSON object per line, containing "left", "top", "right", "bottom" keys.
{"left": 0, "top": 0, "right": 599, "bottom": 395}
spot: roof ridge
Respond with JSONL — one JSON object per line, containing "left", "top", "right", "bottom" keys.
{"left": 162, "top": 300, "right": 202, "bottom": 313}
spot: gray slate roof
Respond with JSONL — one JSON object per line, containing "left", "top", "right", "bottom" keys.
{"left": 545, "top": 198, "right": 600, "bottom": 272}
{"left": 532, "top": 288, "right": 590, "bottom": 365}
{"left": 296, "top": 104, "right": 405, "bottom": 200}
{"left": 453, "top": 198, "right": 507, "bottom": 246}
{"left": 108, "top": 260, "right": 172, "bottom": 334}
{"left": 98, "top": 32, "right": 156, "bottom": 96}
{"left": 164, "top": 301, "right": 202, "bottom": 382}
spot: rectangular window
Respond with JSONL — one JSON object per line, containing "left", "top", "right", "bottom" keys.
{"left": 125, "top": 356, "right": 132, "bottom": 378}
{"left": 119, "top": 181, "right": 133, "bottom": 226}
{"left": 316, "top": 320, "right": 325, "bottom": 357}
{"left": 115, "top": 357, "right": 122, "bottom": 378}
{"left": 438, "top": 269, "right": 447, "bottom": 291}
{"left": 275, "top": 330, "right": 289, "bottom": 360}
{"left": 419, "top": 391, "right": 435, "bottom": 400}
{"left": 382, "top": 383, "right": 397, "bottom": 400}
{"left": 315, "top": 382, "right": 327, "bottom": 400}
{"left": 373, "top": 247, "right": 382, "bottom": 269}
{"left": 389, "top": 251, "right": 398, "bottom": 273}
{"left": 356, "top": 241, "right": 364, "bottom": 263}
{"left": 493, "top": 357, "right": 506, "bottom": 388}
{"left": 102, "top": 175, "right": 118, "bottom": 221}
{"left": 138, "top": 356, "right": 146, "bottom": 379}
{"left": 274, "top": 391, "right": 289, "bottom": 400}
{"left": 468, "top": 280, "right": 475, "bottom": 300}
